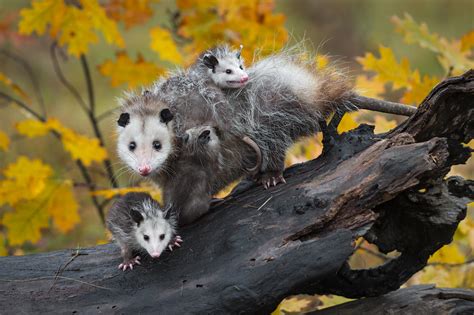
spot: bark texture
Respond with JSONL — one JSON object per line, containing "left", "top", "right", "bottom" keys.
{"left": 0, "top": 71, "right": 472, "bottom": 314}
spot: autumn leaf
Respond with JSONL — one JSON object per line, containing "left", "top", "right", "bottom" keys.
{"left": 106, "top": 0, "right": 156, "bottom": 29}
{"left": 373, "top": 115, "right": 397, "bottom": 134}
{"left": 47, "top": 181, "right": 80, "bottom": 233}
{"left": 16, "top": 119, "right": 50, "bottom": 137}
{"left": 0, "top": 131, "right": 10, "bottom": 151}
{"left": 150, "top": 26, "right": 183, "bottom": 65}
{"left": 16, "top": 118, "right": 107, "bottom": 166}
{"left": 93, "top": 186, "right": 162, "bottom": 202}
{"left": 391, "top": 14, "right": 474, "bottom": 73}
{"left": 19, "top": 0, "right": 124, "bottom": 57}
{"left": 98, "top": 52, "right": 165, "bottom": 88}
{"left": 401, "top": 74, "right": 439, "bottom": 105}
{"left": 273, "top": 295, "right": 321, "bottom": 314}
{"left": 429, "top": 243, "right": 466, "bottom": 264}
{"left": 2, "top": 199, "right": 50, "bottom": 246}
{"left": 0, "top": 234, "right": 7, "bottom": 256}
{"left": 460, "top": 30, "right": 474, "bottom": 52}
{"left": 337, "top": 112, "right": 360, "bottom": 134}
{"left": 357, "top": 45, "right": 415, "bottom": 90}
{"left": 0, "top": 72, "right": 31, "bottom": 103}
{"left": 0, "top": 156, "right": 53, "bottom": 206}
{"left": 355, "top": 75, "right": 385, "bottom": 98}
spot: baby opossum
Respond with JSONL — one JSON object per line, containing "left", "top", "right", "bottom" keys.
{"left": 188, "top": 45, "right": 249, "bottom": 89}
{"left": 106, "top": 192, "right": 182, "bottom": 271}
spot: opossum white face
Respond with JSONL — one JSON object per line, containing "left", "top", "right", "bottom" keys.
{"left": 203, "top": 53, "right": 249, "bottom": 89}
{"left": 130, "top": 201, "right": 174, "bottom": 258}
{"left": 117, "top": 110, "right": 174, "bottom": 177}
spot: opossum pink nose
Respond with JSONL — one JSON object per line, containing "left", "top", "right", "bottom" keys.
{"left": 150, "top": 252, "right": 161, "bottom": 258}
{"left": 240, "top": 76, "right": 249, "bottom": 83}
{"left": 138, "top": 165, "right": 151, "bottom": 176}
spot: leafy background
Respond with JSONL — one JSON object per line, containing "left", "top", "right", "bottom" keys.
{"left": 0, "top": 0, "right": 472, "bottom": 312}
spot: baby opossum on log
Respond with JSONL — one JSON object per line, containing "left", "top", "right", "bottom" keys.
{"left": 116, "top": 45, "right": 417, "bottom": 224}
{"left": 106, "top": 192, "right": 182, "bottom": 271}
{"left": 117, "top": 88, "right": 261, "bottom": 225}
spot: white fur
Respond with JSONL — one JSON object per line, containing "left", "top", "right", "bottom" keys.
{"left": 133, "top": 200, "right": 174, "bottom": 258}
{"left": 117, "top": 114, "right": 173, "bottom": 175}
{"left": 210, "top": 56, "right": 249, "bottom": 89}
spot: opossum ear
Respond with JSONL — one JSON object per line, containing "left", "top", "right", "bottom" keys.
{"left": 236, "top": 45, "right": 243, "bottom": 59}
{"left": 143, "top": 90, "right": 151, "bottom": 96}
{"left": 160, "top": 108, "right": 173, "bottom": 124}
{"left": 117, "top": 113, "right": 130, "bottom": 127}
{"left": 130, "top": 209, "right": 144, "bottom": 224}
{"left": 198, "top": 129, "right": 211, "bottom": 144}
{"left": 203, "top": 54, "right": 218, "bottom": 69}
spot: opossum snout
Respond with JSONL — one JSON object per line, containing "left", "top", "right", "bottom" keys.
{"left": 139, "top": 165, "right": 151, "bottom": 176}
{"left": 150, "top": 252, "right": 161, "bottom": 258}
{"left": 240, "top": 75, "right": 249, "bottom": 83}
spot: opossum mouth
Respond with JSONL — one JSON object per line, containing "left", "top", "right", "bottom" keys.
{"left": 226, "top": 80, "right": 247, "bottom": 86}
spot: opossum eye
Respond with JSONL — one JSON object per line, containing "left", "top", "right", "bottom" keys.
{"left": 225, "top": 69, "right": 232, "bottom": 74}
{"left": 143, "top": 235, "right": 150, "bottom": 241}
{"left": 159, "top": 234, "right": 165, "bottom": 240}
{"left": 239, "top": 65, "right": 243, "bottom": 70}
{"left": 152, "top": 140, "right": 162, "bottom": 151}
{"left": 128, "top": 141, "right": 137, "bottom": 151}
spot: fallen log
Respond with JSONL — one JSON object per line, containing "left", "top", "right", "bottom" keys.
{"left": 0, "top": 71, "right": 472, "bottom": 314}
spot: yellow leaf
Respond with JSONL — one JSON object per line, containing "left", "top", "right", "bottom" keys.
{"left": 0, "top": 156, "right": 53, "bottom": 206}
{"left": 357, "top": 45, "right": 415, "bottom": 90}
{"left": 401, "top": 74, "right": 439, "bottom": 105}
{"left": 98, "top": 52, "right": 165, "bottom": 88}
{"left": 106, "top": 0, "right": 156, "bottom": 29}
{"left": 355, "top": 75, "right": 385, "bottom": 98}
{"left": 47, "top": 181, "right": 80, "bottom": 233}
{"left": 337, "top": 112, "right": 360, "bottom": 134}
{"left": 429, "top": 243, "right": 466, "bottom": 264}
{"left": 0, "top": 72, "right": 31, "bottom": 103}
{"left": 18, "top": 0, "right": 66, "bottom": 37}
{"left": 373, "top": 115, "right": 397, "bottom": 134}
{"left": 0, "top": 131, "right": 10, "bottom": 151}
{"left": 274, "top": 295, "right": 321, "bottom": 314}
{"left": 16, "top": 118, "right": 107, "bottom": 166}
{"left": 93, "top": 186, "right": 162, "bottom": 202}
{"left": 0, "top": 234, "right": 7, "bottom": 256}
{"left": 19, "top": 0, "right": 124, "bottom": 57}
{"left": 460, "top": 30, "right": 474, "bottom": 52}
{"left": 391, "top": 14, "right": 474, "bottom": 72}
{"left": 58, "top": 6, "right": 99, "bottom": 57}
{"left": 318, "top": 295, "right": 353, "bottom": 310}
{"left": 60, "top": 129, "right": 108, "bottom": 166}
{"left": 16, "top": 119, "right": 50, "bottom": 138}
{"left": 2, "top": 199, "right": 50, "bottom": 246}
{"left": 150, "top": 26, "right": 183, "bottom": 65}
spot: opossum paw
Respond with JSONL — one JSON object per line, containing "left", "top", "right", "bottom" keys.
{"left": 259, "top": 172, "right": 286, "bottom": 189}
{"left": 118, "top": 256, "right": 141, "bottom": 271}
{"left": 167, "top": 235, "right": 183, "bottom": 251}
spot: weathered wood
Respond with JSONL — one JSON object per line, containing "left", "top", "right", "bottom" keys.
{"left": 314, "top": 285, "right": 474, "bottom": 315}
{"left": 0, "top": 71, "right": 472, "bottom": 314}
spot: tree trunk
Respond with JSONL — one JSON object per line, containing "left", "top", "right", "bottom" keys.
{"left": 0, "top": 71, "right": 472, "bottom": 314}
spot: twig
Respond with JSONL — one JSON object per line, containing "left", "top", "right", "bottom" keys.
{"left": 80, "top": 54, "right": 118, "bottom": 188}
{"left": 0, "top": 49, "right": 47, "bottom": 117}
{"left": 358, "top": 246, "right": 392, "bottom": 261}
{"left": 50, "top": 43, "right": 89, "bottom": 113}
{"left": 428, "top": 258, "right": 474, "bottom": 267}
{"left": 0, "top": 91, "right": 44, "bottom": 121}
{"left": 49, "top": 248, "right": 82, "bottom": 292}
{"left": 97, "top": 107, "right": 118, "bottom": 122}
{"left": 257, "top": 196, "right": 273, "bottom": 211}
{"left": 0, "top": 276, "right": 112, "bottom": 291}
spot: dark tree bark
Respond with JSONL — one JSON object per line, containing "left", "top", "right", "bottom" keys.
{"left": 0, "top": 71, "right": 472, "bottom": 314}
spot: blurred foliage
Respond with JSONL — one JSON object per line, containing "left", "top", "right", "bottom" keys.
{"left": 0, "top": 0, "right": 472, "bottom": 313}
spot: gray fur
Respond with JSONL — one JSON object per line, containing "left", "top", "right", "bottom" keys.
{"left": 106, "top": 192, "right": 177, "bottom": 263}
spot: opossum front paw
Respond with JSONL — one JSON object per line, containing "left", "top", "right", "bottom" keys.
{"left": 118, "top": 256, "right": 141, "bottom": 271}
{"left": 259, "top": 172, "right": 286, "bottom": 189}
{"left": 167, "top": 235, "right": 183, "bottom": 251}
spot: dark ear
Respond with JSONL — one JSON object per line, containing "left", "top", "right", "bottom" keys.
{"left": 130, "top": 209, "right": 144, "bottom": 225}
{"left": 117, "top": 113, "right": 130, "bottom": 127}
{"left": 160, "top": 108, "right": 174, "bottom": 124}
{"left": 236, "top": 45, "right": 243, "bottom": 59}
{"left": 198, "top": 129, "right": 211, "bottom": 144}
{"left": 203, "top": 54, "right": 219, "bottom": 69}
{"left": 164, "top": 208, "right": 172, "bottom": 220}
{"left": 143, "top": 90, "right": 151, "bottom": 96}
